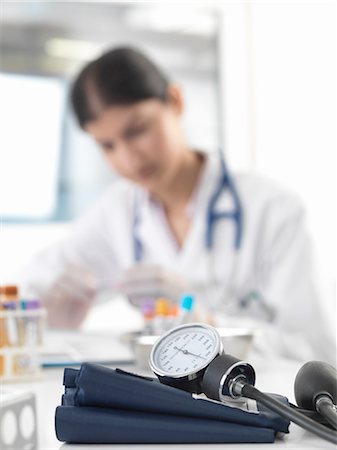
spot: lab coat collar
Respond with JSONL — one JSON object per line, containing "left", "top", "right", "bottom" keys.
{"left": 186, "top": 150, "right": 221, "bottom": 218}
{"left": 137, "top": 150, "right": 221, "bottom": 218}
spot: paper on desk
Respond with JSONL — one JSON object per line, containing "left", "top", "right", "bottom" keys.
{"left": 41, "top": 330, "right": 134, "bottom": 367}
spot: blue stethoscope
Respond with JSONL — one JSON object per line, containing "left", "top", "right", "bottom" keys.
{"left": 132, "top": 149, "right": 243, "bottom": 262}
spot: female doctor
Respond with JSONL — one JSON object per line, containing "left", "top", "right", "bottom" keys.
{"left": 20, "top": 47, "right": 334, "bottom": 362}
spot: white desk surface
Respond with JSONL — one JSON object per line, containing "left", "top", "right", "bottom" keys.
{"left": 11, "top": 353, "right": 336, "bottom": 450}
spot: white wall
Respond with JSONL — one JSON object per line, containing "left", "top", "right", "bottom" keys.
{"left": 219, "top": 1, "right": 336, "bottom": 297}
{"left": 0, "top": 223, "right": 70, "bottom": 285}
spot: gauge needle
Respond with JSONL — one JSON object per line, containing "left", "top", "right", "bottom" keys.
{"left": 173, "top": 346, "right": 206, "bottom": 359}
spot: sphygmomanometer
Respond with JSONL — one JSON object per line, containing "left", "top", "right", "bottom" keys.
{"left": 150, "top": 323, "right": 337, "bottom": 444}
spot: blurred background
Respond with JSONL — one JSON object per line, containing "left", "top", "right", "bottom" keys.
{"left": 0, "top": 1, "right": 335, "bottom": 304}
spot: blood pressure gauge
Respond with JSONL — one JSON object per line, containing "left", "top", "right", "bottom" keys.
{"left": 150, "top": 323, "right": 337, "bottom": 446}
{"left": 149, "top": 323, "right": 223, "bottom": 393}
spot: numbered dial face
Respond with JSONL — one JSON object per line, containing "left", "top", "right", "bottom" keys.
{"left": 150, "top": 323, "right": 221, "bottom": 378}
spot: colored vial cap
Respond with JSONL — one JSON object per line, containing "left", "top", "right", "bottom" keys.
{"left": 21, "top": 299, "right": 41, "bottom": 310}
{"left": 0, "top": 285, "right": 18, "bottom": 297}
{"left": 170, "top": 304, "right": 179, "bottom": 317}
{"left": 2, "top": 301, "right": 16, "bottom": 310}
{"left": 140, "top": 298, "right": 154, "bottom": 309}
{"left": 180, "top": 294, "right": 194, "bottom": 311}
{"left": 155, "top": 298, "right": 170, "bottom": 316}
{"left": 140, "top": 301, "right": 154, "bottom": 319}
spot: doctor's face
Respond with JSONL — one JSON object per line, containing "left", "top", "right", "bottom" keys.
{"left": 84, "top": 86, "right": 187, "bottom": 192}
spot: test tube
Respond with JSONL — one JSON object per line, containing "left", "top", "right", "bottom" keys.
{"left": 140, "top": 299, "right": 155, "bottom": 335}
{"left": 176, "top": 294, "right": 194, "bottom": 326}
{"left": 0, "top": 302, "right": 5, "bottom": 348}
{"left": 0, "top": 285, "right": 20, "bottom": 347}
{"left": 2, "top": 301, "right": 19, "bottom": 346}
{"left": 0, "top": 303, "right": 4, "bottom": 375}
{"left": 21, "top": 299, "right": 43, "bottom": 346}
{"left": 153, "top": 298, "right": 170, "bottom": 335}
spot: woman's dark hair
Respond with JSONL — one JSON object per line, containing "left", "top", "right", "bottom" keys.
{"left": 71, "top": 46, "right": 170, "bottom": 128}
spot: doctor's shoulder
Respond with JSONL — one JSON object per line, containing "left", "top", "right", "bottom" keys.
{"left": 233, "top": 172, "right": 306, "bottom": 222}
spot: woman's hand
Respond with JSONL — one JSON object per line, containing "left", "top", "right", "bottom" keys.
{"left": 41, "top": 264, "right": 97, "bottom": 328}
{"left": 116, "top": 264, "right": 189, "bottom": 307}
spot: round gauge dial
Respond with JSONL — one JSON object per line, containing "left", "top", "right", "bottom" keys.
{"left": 150, "top": 323, "right": 222, "bottom": 378}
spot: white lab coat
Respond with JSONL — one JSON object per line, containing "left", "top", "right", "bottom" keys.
{"left": 19, "top": 153, "right": 336, "bottom": 363}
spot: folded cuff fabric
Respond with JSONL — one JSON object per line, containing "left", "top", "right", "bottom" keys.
{"left": 55, "top": 362, "right": 290, "bottom": 444}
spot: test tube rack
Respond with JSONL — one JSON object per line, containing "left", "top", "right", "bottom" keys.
{"left": 0, "top": 307, "right": 46, "bottom": 381}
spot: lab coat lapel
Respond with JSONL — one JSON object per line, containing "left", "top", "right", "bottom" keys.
{"left": 176, "top": 154, "right": 220, "bottom": 274}
{"left": 137, "top": 193, "right": 179, "bottom": 265}
{"left": 178, "top": 152, "right": 238, "bottom": 284}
